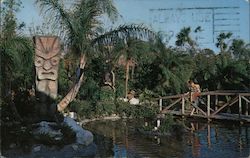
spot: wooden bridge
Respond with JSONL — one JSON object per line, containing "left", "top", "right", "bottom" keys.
{"left": 156, "top": 91, "right": 250, "bottom": 123}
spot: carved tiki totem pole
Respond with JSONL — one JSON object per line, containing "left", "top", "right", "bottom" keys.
{"left": 34, "top": 36, "right": 61, "bottom": 118}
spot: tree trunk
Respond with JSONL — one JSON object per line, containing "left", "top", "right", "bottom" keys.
{"left": 131, "top": 64, "right": 135, "bottom": 81}
{"left": 125, "top": 61, "right": 130, "bottom": 98}
{"left": 57, "top": 54, "right": 86, "bottom": 112}
{"left": 111, "top": 68, "right": 116, "bottom": 92}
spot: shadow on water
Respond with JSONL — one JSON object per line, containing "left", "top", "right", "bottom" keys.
{"left": 84, "top": 119, "right": 250, "bottom": 158}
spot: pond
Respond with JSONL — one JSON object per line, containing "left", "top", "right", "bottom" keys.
{"left": 84, "top": 119, "right": 250, "bottom": 158}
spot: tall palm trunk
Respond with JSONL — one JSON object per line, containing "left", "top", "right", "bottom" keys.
{"left": 111, "top": 68, "right": 116, "bottom": 92}
{"left": 131, "top": 64, "right": 135, "bottom": 81}
{"left": 57, "top": 54, "right": 86, "bottom": 112}
{"left": 125, "top": 60, "right": 130, "bottom": 98}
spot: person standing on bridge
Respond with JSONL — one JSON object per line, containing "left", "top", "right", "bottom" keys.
{"left": 188, "top": 80, "right": 201, "bottom": 115}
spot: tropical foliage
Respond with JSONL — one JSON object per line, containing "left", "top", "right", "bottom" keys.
{"left": 0, "top": 0, "right": 35, "bottom": 121}
{"left": 1, "top": 0, "right": 249, "bottom": 120}
{"left": 0, "top": 0, "right": 33, "bottom": 97}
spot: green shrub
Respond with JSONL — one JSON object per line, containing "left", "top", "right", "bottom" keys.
{"left": 139, "top": 104, "right": 158, "bottom": 119}
{"left": 69, "top": 100, "right": 96, "bottom": 119}
{"left": 100, "top": 86, "right": 115, "bottom": 101}
{"left": 115, "top": 100, "right": 133, "bottom": 117}
{"left": 116, "top": 100, "right": 158, "bottom": 118}
{"left": 58, "top": 61, "right": 72, "bottom": 96}
{"left": 141, "top": 123, "right": 154, "bottom": 132}
{"left": 78, "top": 77, "right": 101, "bottom": 102}
{"left": 96, "top": 101, "right": 116, "bottom": 116}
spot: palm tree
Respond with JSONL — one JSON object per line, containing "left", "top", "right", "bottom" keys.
{"left": 104, "top": 38, "right": 152, "bottom": 98}
{"left": 192, "top": 48, "right": 217, "bottom": 90}
{"left": 213, "top": 53, "right": 250, "bottom": 90}
{"left": 0, "top": 0, "right": 33, "bottom": 121}
{"left": 36, "top": 0, "right": 156, "bottom": 111}
{"left": 229, "top": 39, "right": 250, "bottom": 60}
{"left": 0, "top": 0, "right": 33, "bottom": 98}
{"left": 96, "top": 37, "right": 153, "bottom": 99}
{"left": 216, "top": 32, "right": 232, "bottom": 53}
{"left": 175, "top": 27, "right": 192, "bottom": 48}
{"left": 152, "top": 37, "right": 194, "bottom": 95}
{"left": 175, "top": 26, "right": 202, "bottom": 54}
{"left": 213, "top": 34, "right": 250, "bottom": 90}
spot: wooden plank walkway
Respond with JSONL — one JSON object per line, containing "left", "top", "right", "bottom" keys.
{"left": 156, "top": 91, "right": 250, "bottom": 123}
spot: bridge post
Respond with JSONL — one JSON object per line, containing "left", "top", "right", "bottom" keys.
{"left": 239, "top": 94, "right": 242, "bottom": 119}
{"left": 207, "top": 95, "right": 210, "bottom": 117}
{"left": 207, "top": 95, "right": 212, "bottom": 122}
{"left": 159, "top": 98, "right": 162, "bottom": 111}
{"left": 181, "top": 96, "right": 185, "bottom": 115}
{"left": 215, "top": 95, "right": 218, "bottom": 110}
{"left": 242, "top": 96, "right": 249, "bottom": 116}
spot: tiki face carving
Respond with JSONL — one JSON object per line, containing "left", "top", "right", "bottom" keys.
{"left": 35, "top": 53, "right": 60, "bottom": 80}
{"left": 35, "top": 36, "right": 60, "bottom": 80}
{"left": 34, "top": 36, "right": 61, "bottom": 99}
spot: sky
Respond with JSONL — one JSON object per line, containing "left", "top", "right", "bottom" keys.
{"left": 12, "top": 0, "right": 250, "bottom": 52}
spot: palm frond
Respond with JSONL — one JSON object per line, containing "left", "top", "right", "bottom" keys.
{"left": 1, "top": 36, "right": 33, "bottom": 71}
{"left": 36, "top": 0, "right": 75, "bottom": 42}
{"left": 96, "top": 0, "right": 119, "bottom": 22}
{"left": 36, "top": 0, "right": 119, "bottom": 54}
{"left": 92, "top": 24, "right": 156, "bottom": 47}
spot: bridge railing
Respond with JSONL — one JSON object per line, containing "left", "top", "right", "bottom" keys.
{"left": 155, "top": 91, "right": 250, "bottom": 121}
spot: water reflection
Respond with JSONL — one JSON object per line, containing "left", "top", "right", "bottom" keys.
{"left": 84, "top": 119, "right": 250, "bottom": 158}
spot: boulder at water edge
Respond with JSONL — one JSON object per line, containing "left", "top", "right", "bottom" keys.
{"left": 63, "top": 117, "right": 94, "bottom": 146}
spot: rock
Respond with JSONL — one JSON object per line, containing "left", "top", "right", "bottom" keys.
{"left": 129, "top": 98, "right": 139, "bottom": 105}
{"left": 32, "top": 118, "right": 94, "bottom": 146}
{"left": 33, "top": 121, "right": 63, "bottom": 139}
{"left": 3, "top": 118, "right": 96, "bottom": 157}
{"left": 63, "top": 117, "right": 93, "bottom": 146}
